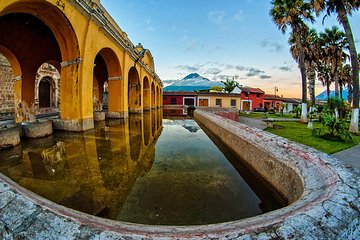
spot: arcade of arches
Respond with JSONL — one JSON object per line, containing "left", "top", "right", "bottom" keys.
{"left": 0, "top": 0, "right": 162, "bottom": 131}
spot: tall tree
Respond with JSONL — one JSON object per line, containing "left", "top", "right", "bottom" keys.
{"left": 290, "top": 27, "right": 320, "bottom": 107}
{"left": 319, "top": 26, "right": 348, "bottom": 100}
{"left": 271, "top": 0, "right": 314, "bottom": 123}
{"left": 339, "top": 64, "right": 352, "bottom": 104}
{"left": 311, "top": 0, "right": 359, "bottom": 132}
{"left": 317, "top": 63, "right": 332, "bottom": 99}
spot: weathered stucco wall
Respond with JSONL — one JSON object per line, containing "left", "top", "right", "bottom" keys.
{"left": 0, "top": 109, "right": 359, "bottom": 239}
{"left": 0, "top": 54, "right": 14, "bottom": 119}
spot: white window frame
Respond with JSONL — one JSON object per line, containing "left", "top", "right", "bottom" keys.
{"left": 241, "top": 100, "right": 252, "bottom": 111}
{"left": 183, "top": 97, "right": 196, "bottom": 106}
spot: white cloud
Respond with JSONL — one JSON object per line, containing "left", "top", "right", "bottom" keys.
{"left": 208, "top": 10, "right": 226, "bottom": 25}
{"left": 233, "top": 10, "right": 244, "bottom": 22}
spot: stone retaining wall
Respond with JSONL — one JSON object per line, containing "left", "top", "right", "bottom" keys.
{"left": 0, "top": 109, "right": 359, "bottom": 239}
{"left": 0, "top": 54, "right": 15, "bottom": 118}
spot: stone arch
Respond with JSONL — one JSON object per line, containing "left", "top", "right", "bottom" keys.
{"left": 93, "top": 54, "right": 108, "bottom": 105}
{"left": 93, "top": 48, "right": 122, "bottom": 115}
{"left": 0, "top": 46, "right": 22, "bottom": 121}
{"left": 143, "top": 111, "right": 151, "bottom": 146}
{"left": 151, "top": 110, "right": 156, "bottom": 137}
{"left": 159, "top": 88, "right": 163, "bottom": 107}
{"left": 128, "top": 67, "right": 141, "bottom": 113}
{"left": 35, "top": 63, "right": 60, "bottom": 111}
{"left": 129, "top": 114, "right": 143, "bottom": 161}
{"left": 156, "top": 85, "right": 160, "bottom": 108}
{"left": 151, "top": 82, "right": 155, "bottom": 109}
{"left": 143, "top": 76, "right": 151, "bottom": 110}
{"left": 0, "top": 1, "right": 80, "bottom": 123}
{"left": 1, "top": 1, "right": 79, "bottom": 61}
{"left": 0, "top": 46, "right": 21, "bottom": 78}
{"left": 142, "top": 50, "right": 155, "bottom": 72}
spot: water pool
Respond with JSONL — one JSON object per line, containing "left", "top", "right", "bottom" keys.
{"left": 0, "top": 112, "right": 282, "bottom": 225}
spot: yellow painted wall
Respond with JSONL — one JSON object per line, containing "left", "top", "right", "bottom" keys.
{"left": 0, "top": 0, "right": 162, "bottom": 127}
{"left": 198, "top": 94, "right": 241, "bottom": 110}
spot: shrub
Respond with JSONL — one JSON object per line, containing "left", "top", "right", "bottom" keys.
{"left": 313, "top": 112, "right": 354, "bottom": 142}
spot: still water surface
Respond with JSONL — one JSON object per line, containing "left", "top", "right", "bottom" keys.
{"left": 0, "top": 112, "right": 282, "bottom": 225}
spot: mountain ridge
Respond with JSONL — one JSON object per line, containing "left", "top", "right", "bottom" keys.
{"left": 163, "top": 73, "right": 222, "bottom": 87}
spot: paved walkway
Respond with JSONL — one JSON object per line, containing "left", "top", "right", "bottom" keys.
{"left": 238, "top": 116, "right": 267, "bottom": 130}
{"left": 332, "top": 144, "right": 360, "bottom": 169}
{"left": 239, "top": 116, "right": 359, "bottom": 169}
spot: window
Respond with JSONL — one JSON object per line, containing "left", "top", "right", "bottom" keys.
{"left": 171, "top": 98, "right": 177, "bottom": 104}
{"left": 245, "top": 92, "right": 249, "bottom": 97}
{"left": 184, "top": 98, "right": 195, "bottom": 106}
{"left": 256, "top": 93, "right": 260, "bottom": 98}
{"left": 231, "top": 99, "right": 236, "bottom": 107}
{"left": 216, "top": 99, "right": 222, "bottom": 107}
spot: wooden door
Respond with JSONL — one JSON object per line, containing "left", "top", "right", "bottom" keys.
{"left": 39, "top": 80, "right": 51, "bottom": 108}
{"left": 199, "top": 98, "right": 209, "bottom": 107}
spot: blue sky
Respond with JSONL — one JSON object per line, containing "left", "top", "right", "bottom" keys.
{"left": 101, "top": 0, "right": 360, "bottom": 97}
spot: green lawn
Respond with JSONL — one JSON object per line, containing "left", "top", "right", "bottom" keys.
{"left": 266, "top": 122, "right": 360, "bottom": 154}
{"left": 240, "top": 112, "right": 298, "bottom": 119}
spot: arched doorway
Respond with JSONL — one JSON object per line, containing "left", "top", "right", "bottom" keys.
{"left": 151, "top": 82, "right": 155, "bottom": 109}
{"left": 93, "top": 48, "right": 122, "bottom": 116}
{"left": 35, "top": 63, "right": 60, "bottom": 112}
{"left": 156, "top": 86, "right": 160, "bottom": 109}
{"left": 128, "top": 67, "right": 141, "bottom": 113}
{"left": 143, "top": 77, "right": 151, "bottom": 110}
{"left": 93, "top": 54, "right": 108, "bottom": 110}
{"left": 0, "top": 1, "right": 80, "bottom": 126}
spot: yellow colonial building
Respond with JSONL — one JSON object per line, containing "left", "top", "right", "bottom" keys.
{"left": 197, "top": 93, "right": 241, "bottom": 110}
{"left": 0, "top": 0, "right": 162, "bottom": 131}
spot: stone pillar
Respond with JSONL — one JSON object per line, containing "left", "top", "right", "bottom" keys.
{"left": 54, "top": 58, "right": 94, "bottom": 132}
{"left": 106, "top": 76, "right": 128, "bottom": 119}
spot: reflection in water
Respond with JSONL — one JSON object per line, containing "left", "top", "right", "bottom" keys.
{"left": 0, "top": 109, "right": 282, "bottom": 225}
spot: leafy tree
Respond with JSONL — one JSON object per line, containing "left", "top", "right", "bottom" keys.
{"left": 270, "top": 0, "right": 314, "bottom": 123}
{"left": 210, "top": 86, "right": 223, "bottom": 92}
{"left": 310, "top": 0, "right": 359, "bottom": 133}
{"left": 221, "top": 79, "right": 239, "bottom": 93}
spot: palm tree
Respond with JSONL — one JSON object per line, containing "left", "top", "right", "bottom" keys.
{"left": 221, "top": 78, "right": 239, "bottom": 93}
{"left": 270, "top": 0, "right": 314, "bottom": 123}
{"left": 318, "top": 26, "right": 348, "bottom": 100}
{"left": 290, "top": 27, "right": 320, "bottom": 108}
{"left": 339, "top": 64, "right": 352, "bottom": 105}
{"left": 311, "top": 0, "right": 359, "bottom": 133}
{"left": 317, "top": 64, "right": 332, "bottom": 99}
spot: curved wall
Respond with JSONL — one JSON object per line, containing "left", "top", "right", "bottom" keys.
{"left": 0, "top": 110, "right": 359, "bottom": 239}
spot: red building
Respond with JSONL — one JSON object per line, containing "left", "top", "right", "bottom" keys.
{"left": 163, "top": 92, "right": 197, "bottom": 106}
{"left": 263, "top": 94, "right": 283, "bottom": 112}
{"left": 240, "top": 87, "right": 265, "bottom": 111}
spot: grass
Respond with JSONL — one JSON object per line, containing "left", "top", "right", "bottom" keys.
{"left": 266, "top": 121, "right": 360, "bottom": 154}
{"left": 240, "top": 112, "right": 298, "bottom": 119}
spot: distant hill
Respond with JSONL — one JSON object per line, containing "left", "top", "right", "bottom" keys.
{"left": 164, "top": 85, "right": 213, "bottom": 92}
{"left": 316, "top": 89, "right": 349, "bottom": 101}
{"left": 163, "top": 73, "right": 223, "bottom": 90}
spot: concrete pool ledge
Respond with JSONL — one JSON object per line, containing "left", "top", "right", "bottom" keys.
{"left": 0, "top": 110, "right": 359, "bottom": 239}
